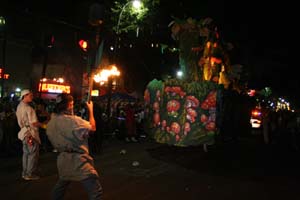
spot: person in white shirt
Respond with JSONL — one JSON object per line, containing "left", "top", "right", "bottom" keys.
{"left": 46, "top": 93, "right": 103, "bottom": 200}
{"left": 16, "top": 89, "right": 42, "bottom": 181}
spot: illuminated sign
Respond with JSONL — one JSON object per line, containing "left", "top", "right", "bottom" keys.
{"left": 91, "top": 90, "right": 99, "bottom": 96}
{"left": 38, "top": 83, "right": 71, "bottom": 94}
{"left": 0, "top": 68, "right": 10, "bottom": 79}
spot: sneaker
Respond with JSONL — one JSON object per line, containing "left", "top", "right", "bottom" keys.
{"left": 52, "top": 149, "right": 58, "bottom": 153}
{"left": 23, "top": 175, "right": 40, "bottom": 181}
{"left": 131, "top": 137, "right": 138, "bottom": 142}
{"left": 125, "top": 137, "right": 130, "bottom": 142}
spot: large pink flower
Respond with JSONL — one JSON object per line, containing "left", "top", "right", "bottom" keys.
{"left": 200, "top": 114, "right": 208, "bottom": 123}
{"left": 167, "top": 100, "right": 181, "bottom": 113}
{"left": 205, "top": 121, "right": 216, "bottom": 131}
{"left": 186, "top": 108, "right": 197, "bottom": 123}
{"left": 186, "top": 96, "right": 200, "bottom": 108}
{"left": 171, "top": 122, "right": 181, "bottom": 134}
{"left": 164, "top": 86, "right": 185, "bottom": 97}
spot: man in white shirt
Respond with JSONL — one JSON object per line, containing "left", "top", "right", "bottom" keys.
{"left": 46, "top": 93, "right": 103, "bottom": 199}
{"left": 16, "top": 89, "right": 42, "bottom": 181}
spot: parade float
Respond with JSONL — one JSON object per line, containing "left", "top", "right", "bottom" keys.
{"left": 144, "top": 17, "right": 238, "bottom": 147}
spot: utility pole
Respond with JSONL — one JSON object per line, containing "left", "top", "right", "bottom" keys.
{"left": 87, "top": 2, "right": 104, "bottom": 102}
{"left": 0, "top": 16, "right": 6, "bottom": 98}
{"left": 39, "top": 33, "right": 53, "bottom": 98}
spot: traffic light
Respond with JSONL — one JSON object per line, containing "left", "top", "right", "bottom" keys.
{"left": 78, "top": 39, "right": 88, "bottom": 52}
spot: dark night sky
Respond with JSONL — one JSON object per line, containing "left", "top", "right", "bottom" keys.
{"left": 1, "top": 0, "right": 293, "bottom": 104}
{"left": 156, "top": 0, "right": 292, "bottom": 105}
{"left": 160, "top": 1, "right": 291, "bottom": 85}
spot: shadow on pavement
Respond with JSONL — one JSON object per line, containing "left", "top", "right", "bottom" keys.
{"left": 147, "top": 137, "right": 300, "bottom": 180}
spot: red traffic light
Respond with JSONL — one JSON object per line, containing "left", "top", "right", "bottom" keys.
{"left": 78, "top": 39, "right": 88, "bottom": 51}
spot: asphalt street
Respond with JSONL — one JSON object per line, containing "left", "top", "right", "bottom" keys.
{"left": 1, "top": 134, "right": 300, "bottom": 200}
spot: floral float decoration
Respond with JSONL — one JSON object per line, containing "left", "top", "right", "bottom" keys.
{"left": 144, "top": 17, "right": 243, "bottom": 147}
{"left": 167, "top": 100, "right": 181, "bottom": 117}
{"left": 144, "top": 78, "right": 220, "bottom": 147}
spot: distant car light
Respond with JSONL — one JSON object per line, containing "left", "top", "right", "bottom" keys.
{"left": 250, "top": 118, "right": 261, "bottom": 128}
{"left": 250, "top": 108, "right": 262, "bottom": 128}
{"left": 252, "top": 110, "right": 261, "bottom": 117}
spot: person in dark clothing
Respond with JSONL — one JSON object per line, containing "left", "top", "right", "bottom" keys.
{"left": 88, "top": 100, "right": 104, "bottom": 155}
{"left": 236, "top": 91, "right": 253, "bottom": 138}
{"left": 36, "top": 102, "right": 51, "bottom": 152}
{"left": 124, "top": 103, "right": 137, "bottom": 142}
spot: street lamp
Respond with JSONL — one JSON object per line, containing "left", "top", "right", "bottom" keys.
{"left": 114, "top": 0, "right": 142, "bottom": 54}
{"left": 116, "top": 0, "right": 142, "bottom": 35}
{"left": 177, "top": 70, "right": 183, "bottom": 79}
